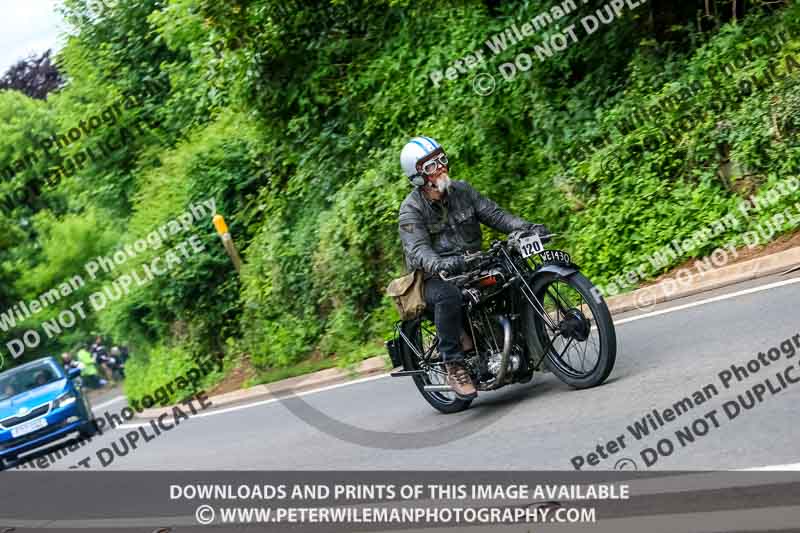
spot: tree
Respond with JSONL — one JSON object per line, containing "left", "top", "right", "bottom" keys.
{"left": 0, "top": 50, "right": 64, "bottom": 100}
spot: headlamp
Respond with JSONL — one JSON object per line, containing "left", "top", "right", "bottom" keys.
{"left": 53, "top": 391, "right": 76, "bottom": 409}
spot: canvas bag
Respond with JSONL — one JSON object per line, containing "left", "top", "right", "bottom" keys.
{"left": 386, "top": 270, "right": 426, "bottom": 320}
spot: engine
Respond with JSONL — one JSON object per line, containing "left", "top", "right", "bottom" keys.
{"left": 462, "top": 269, "right": 507, "bottom": 309}
{"left": 486, "top": 345, "right": 522, "bottom": 377}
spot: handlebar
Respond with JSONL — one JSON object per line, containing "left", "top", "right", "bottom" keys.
{"left": 437, "top": 230, "right": 555, "bottom": 283}
{"left": 438, "top": 270, "right": 470, "bottom": 283}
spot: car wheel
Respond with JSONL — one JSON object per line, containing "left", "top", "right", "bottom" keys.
{"left": 0, "top": 455, "right": 17, "bottom": 471}
{"left": 79, "top": 418, "right": 98, "bottom": 438}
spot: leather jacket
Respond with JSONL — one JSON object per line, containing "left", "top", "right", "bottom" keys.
{"left": 398, "top": 180, "right": 541, "bottom": 277}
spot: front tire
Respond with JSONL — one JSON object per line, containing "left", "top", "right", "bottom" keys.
{"left": 79, "top": 418, "right": 98, "bottom": 438}
{"left": 401, "top": 319, "right": 473, "bottom": 414}
{"left": 0, "top": 455, "right": 17, "bottom": 471}
{"left": 78, "top": 393, "right": 97, "bottom": 438}
{"left": 524, "top": 271, "right": 616, "bottom": 389}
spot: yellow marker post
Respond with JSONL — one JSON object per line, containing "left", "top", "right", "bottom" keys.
{"left": 213, "top": 214, "right": 242, "bottom": 273}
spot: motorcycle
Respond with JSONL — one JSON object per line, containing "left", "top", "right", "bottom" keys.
{"left": 100, "top": 354, "right": 125, "bottom": 381}
{"left": 386, "top": 231, "right": 617, "bottom": 413}
{"left": 92, "top": 344, "right": 125, "bottom": 382}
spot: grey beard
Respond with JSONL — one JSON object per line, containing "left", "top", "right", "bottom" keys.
{"left": 435, "top": 175, "right": 452, "bottom": 194}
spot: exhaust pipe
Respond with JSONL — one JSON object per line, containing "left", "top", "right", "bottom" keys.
{"left": 490, "top": 315, "right": 513, "bottom": 390}
{"left": 423, "top": 385, "right": 454, "bottom": 392}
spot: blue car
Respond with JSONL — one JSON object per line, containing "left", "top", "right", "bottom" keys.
{"left": 0, "top": 356, "right": 96, "bottom": 469}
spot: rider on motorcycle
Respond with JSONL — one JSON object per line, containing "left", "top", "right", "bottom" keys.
{"left": 109, "top": 346, "right": 126, "bottom": 380}
{"left": 90, "top": 337, "right": 114, "bottom": 382}
{"left": 397, "top": 136, "right": 549, "bottom": 400}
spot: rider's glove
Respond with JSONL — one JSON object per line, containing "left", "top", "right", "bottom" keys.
{"left": 441, "top": 256, "right": 466, "bottom": 275}
{"left": 525, "top": 223, "right": 551, "bottom": 242}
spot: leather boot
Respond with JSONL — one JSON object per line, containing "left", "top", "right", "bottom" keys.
{"left": 445, "top": 361, "right": 477, "bottom": 400}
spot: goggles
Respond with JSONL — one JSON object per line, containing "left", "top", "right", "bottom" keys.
{"left": 418, "top": 153, "right": 449, "bottom": 177}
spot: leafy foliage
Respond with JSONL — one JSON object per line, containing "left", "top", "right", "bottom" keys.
{"left": 0, "top": 0, "right": 798, "bottom": 392}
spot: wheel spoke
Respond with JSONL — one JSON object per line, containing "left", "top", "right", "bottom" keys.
{"left": 533, "top": 277, "right": 606, "bottom": 380}
{"left": 578, "top": 335, "right": 589, "bottom": 372}
{"left": 545, "top": 288, "right": 569, "bottom": 320}
{"left": 554, "top": 282, "right": 576, "bottom": 310}
{"left": 557, "top": 337, "right": 575, "bottom": 362}
{"left": 413, "top": 319, "right": 457, "bottom": 404}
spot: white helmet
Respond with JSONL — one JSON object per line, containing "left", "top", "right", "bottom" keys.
{"left": 400, "top": 136, "right": 444, "bottom": 186}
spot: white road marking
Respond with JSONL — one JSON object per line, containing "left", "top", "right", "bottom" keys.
{"left": 118, "top": 276, "right": 800, "bottom": 428}
{"left": 741, "top": 462, "right": 800, "bottom": 471}
{"left": 116, "top": 373, "right": 391, "bottom": 429}
{"left": 614, "top": 277, "right": 800, "bottom": 326}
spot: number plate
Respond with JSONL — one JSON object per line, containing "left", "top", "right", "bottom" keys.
{"left": 10, "top": 417, "right": 48, "bottom": 438}
{"left": 540, "top": 250, "right": 572, "bottom": 264}
{"left": 519, "top": 234, "right": 544, "bottom": 258}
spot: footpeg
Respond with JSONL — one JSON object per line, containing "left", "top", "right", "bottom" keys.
{"left": 390, "top": 370, "right": 426, "bottom": 377}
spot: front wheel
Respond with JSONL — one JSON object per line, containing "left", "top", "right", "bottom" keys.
{"left": 79, "top": 418, "right": 99, "bottom": 438}
{"left": 523, "top": 271, "right": 616, "bottom": 389}
{"left": 401, "top": 319, "right": 473, "bottom": 414}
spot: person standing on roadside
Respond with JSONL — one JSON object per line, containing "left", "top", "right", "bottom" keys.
{"left": 72, "top": 347, "right": 107, "bottom": 389}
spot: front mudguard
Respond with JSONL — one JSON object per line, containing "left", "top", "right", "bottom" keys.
{"left": 527, "top": 262, "right": 580, "bottom": 289}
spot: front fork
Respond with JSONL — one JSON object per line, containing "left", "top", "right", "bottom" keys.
{"left": 517, "top": 261, "right": 581, "bottom": 371}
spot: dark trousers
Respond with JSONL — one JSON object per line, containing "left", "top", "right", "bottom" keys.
{"left": 423, "top": 278, "right": 464, "bottom": 362}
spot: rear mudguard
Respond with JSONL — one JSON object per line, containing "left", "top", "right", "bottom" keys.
{"left": 386, "top": 318, "right": 425, "bottom": 375}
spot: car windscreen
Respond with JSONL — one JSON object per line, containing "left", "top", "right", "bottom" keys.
{"left": 0, "top": 360, "right": 62, "bottom": 400}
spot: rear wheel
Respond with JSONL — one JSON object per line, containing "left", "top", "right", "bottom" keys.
{"left": 401, "top": 319, "right": 473, "bottom": 414}
{"left": 523, "top": 272, "right": 616, "bottom": 388}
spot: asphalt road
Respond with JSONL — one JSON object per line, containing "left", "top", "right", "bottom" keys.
{"left": 20, "top": 271, "right": 800, "bottom": 471}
